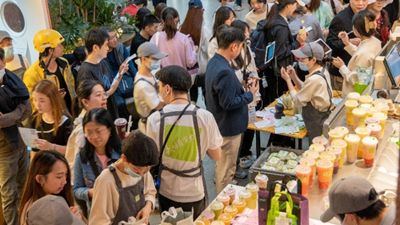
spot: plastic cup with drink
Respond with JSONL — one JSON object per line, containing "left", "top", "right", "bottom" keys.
{"left": 218, "top": 213, "right": 233, "bottom": 225}
{"left": 330, "top": 139, "right": 347, "bottom": 168}
{"left": 362, "top": 136, "right": 379, "bottom": 167}
{"left": 359, "top": 95, "right": 373, "bottom": 104}
{"left": 255, "top": 173, "right": 268, "bottom": 190}
{"left": 238, "top": 189, "right": 252, "bottom": 210}
{"left": 295, "top": 165, "right": 311, "bottom": 195}
{"left": 210, "top": 200, "right": 224, "bottom": 220}
{"left": 316, "top": 159, "right": 333, "bottom": 190}
{"left": 344, "top": 134, "right": 360, "bottom": 163}
{"left": 312, "top": 135, "right": 328, "bottom": 148}
{"left": 224, "top": 204, "right": 238, "bottom": 218}
{"left": 367, "top": 124, "right": 382, "bottom": 139}
{"left": 345, "top": 100, "right": 358, "bottom": 126}
{"left": 326, "top": 146, "right": 342, "bottom": 175}
{"left": 302, "top": 150, "right": 319, "bottom": 162}
{"left": 232, "top": 198, "right": 246, "bottom": 213}
{"left": 328, "top": 130, "right": 345, "bottom": 144}
{"left": 334, "top": 126, "right": 349, "bottom": 137}
{"left": 365, "top": 117, "right": 380, "bottom": 127}
{"left": 201, "top": 210, "right": 215, "bottom": 223}
{"left": 352, "top": 108, "right": 367, "bottom": 128}
{"left": 114, "top": 118, "right": 127, "bottom": 141}
{"left": 245, "top": 182, "right": 258, "bottom": 209}
{"left": 225, "top": 185, "right": 236, "bottom": 204}
{"left": 373, "top": 113, "right": 387, "bottom": 139}
{"left": 300, "top": 157, "right": 316, "bottom": 186}
{"left": 355, "top": 126, "right": 371, "bottom": 159}
{"left": 309, "top": 143, "right": 325, "bottom": 154}
{"left": 217, "top": 192, "right": 230, "bottom": 207}
{"left": 348, "top": 92, "right": 361, "bottom": 101}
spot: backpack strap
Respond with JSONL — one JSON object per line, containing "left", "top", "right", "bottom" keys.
{"left": 18, "top": 54, "right": 26, "bottom": 70}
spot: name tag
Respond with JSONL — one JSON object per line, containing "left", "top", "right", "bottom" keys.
{"left": 135, "top": 195, "right": 140, "bottom": 202}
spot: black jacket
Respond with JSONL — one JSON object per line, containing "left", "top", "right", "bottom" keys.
{"left": 326, "top": 6, "right": 358, "bottom": 77}
{"left": 267, "top": 15, "right": 301, "bottom": 76}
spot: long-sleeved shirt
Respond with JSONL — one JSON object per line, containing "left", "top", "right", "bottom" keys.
{"left": 339, "top": 37, "right": 381, "bottom": 96}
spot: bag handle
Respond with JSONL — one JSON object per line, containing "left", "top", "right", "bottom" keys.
{"left": 282, "top": 174, "right": 303, "bottom": 195}
{"left": 268, "top": 191, "right": 295, "bottom": 225}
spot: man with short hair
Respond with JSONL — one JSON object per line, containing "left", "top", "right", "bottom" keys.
{"left": 103, "top": 27, "right": 137, "bottom": 124}
{"left": 0, "top": 30, "right": 30, "bottom": 80}
{"left": 130, "top": 14, "right": 161, "bottom": 57}
{"left": 77, "top": 27, "right": 128, "bottom": 120}
{"left": 321, "top": 176, "right": 395, "bottom": 225}
{"left": 134, "top": 42, "right": 167, "bottom": 132}
{"left": 146, "top": 65, "right": 222, "bottom": 218}
{"left": 205, "top": 27, "right": 258, "bottom": 193}
{"left": 121, "top": 0, "right": 147, "bottom": 16}
{"left": 326, "top": 0, "right": 368, "bottom": 91}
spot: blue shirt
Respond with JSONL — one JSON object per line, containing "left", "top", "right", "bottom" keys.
{"left": 205, "top": 53, "right": 253, "bottom": 137}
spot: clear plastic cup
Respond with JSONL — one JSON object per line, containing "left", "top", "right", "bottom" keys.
{"left": 295, "top": 165, "right": 311, "bottom": 195}
{"left": 367, "top": 124, "right": 382, "bottom": 139}
{"left": 225, "top": 185, "right": 236, "bottom": 204}
{"left": 334, "top": 126, "right": 349, "bottom": 137}
{"left": 223, "top": 205, "right": 238, "bottom": 218}
{"left": 303, "top": 150, "right": 319, "bottom": 161}
{"left": 365, "top": 117, "right": 380, "bottom": 127}
{"left": 352, "top": 108, "right": 367, "bottom": 128}
{"left": 300, "top": 157, "right": 316, "bottom": 186}
{"left": 319, "top": 152, "right": 336, "bottom": 164}
{"left": 197, "top": 216, "right": 211, "bottom": 225}
{"left": 217, "top": 192, "right": 230, "bottom": 207}
{"left": 238, "top": 189, "right": 252, "bottom": 210}
{"left": 218, "top": 213, "right": 233, "bottom": 225}
{"left": 348, "top": 92, "right": 361, "bottom": 101}
{"left": 362, "top": 136, "right": 379, "bottom": 167}
{"left": 309, "top": 143, "right": 325, "bottom": 154}
{"left": 355, "top": 126, "right": 371, "bottom": 159}
{"left": 316, "top": 160, "right": 333, "bottom": 190}
{"left": 345, "top": 100, "right": 358, "bottom": 125}
{"left": 114, "top": 118, "right": 127, "bottom": 141}
{"left": 328, "top": 130, "right": 345, "bottom": 144}
{"left": 359, "top": 95, "right": 373, "bottom": 104}
{"left": 366, "top": 107, "right": 380, "bottom": 118}
{"left": 326, "top": 146, "right": 342, "bottom": 175}
{"left": 360, "top": 103, "right": 373, "bottom": 111}
{"left": 232, "top": 198, "right": 246, "bottom": 213}
{"left": 210, "top": 200, "right": 224, "bottom": 220}
{"left": 201, "top": 210, "right": 215, "bottom": 223}
{"left": 330, "top": 139, "right": 347, "bottom": 168}
{"left": 245, "top": 182, "right": 258, "bottom": 209}
{"left": 255, "top": 173, "right": 268, "bottom": 190}
{"left": 344, "top": 134, "right": 360, "bottom": 163}
{"left": 377, "top": 105, "right": 390, "bottom": 115}
{"left": 373, "top": 113, "right": 387, "bottom": 139}
{"left": 312, "top": 136, "right": 328, "bottom": 149}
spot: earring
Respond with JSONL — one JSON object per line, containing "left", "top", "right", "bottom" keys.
{"left": 86, "top": 105, "right": 89, "bottom": 107}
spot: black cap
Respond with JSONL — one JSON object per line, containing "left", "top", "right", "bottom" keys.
{"left": 155, "top": 65, "right": 192, "bottom": 91}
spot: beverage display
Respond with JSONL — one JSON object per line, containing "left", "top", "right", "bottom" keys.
{"left": 255, "top": 173, "right": 268, "bottom": 190}
{"left": 232, "top": 198, "right": 246, "bottom": 213}
{"left": 359, "top": 95, "right": 373, "bottom": 104}
{"left": 355, "top": 126, "right": 371, "bottom": 158}
{"left": 365, "top": 117, "right": 380, "bottom": 126}
{"left": 330, "top": 139, "right": 347, "bottom": 168}
{"left": 295, "top": 165, "right": 311, "bottom": 195}
{"left": 210, "top": 200, "right": 224, "bottom": 220}
{"left": 245, "top": 182, "right": 259, "bottom": 209}
{"left": 352, "top": 108, "right": 367, "bottom": 128}
{"left": 309, "top": 143, "right": 325, "bottom": 154}
{"left": 238, "top": 189, "right": 252, "bottom": 209}
{"left": 217, "top": 192, "right": 230, "bottom": 207}
{"left": 218, "top": 213, "right": 233, "bottom": 225}
{"left": 316, "top": 160, "right": 333, "bottom": 189}
{"left": 328, "top": 130, "right": 345, "bottom": 143}
{"left": 300, "top": 157, "right": 316, "bottom": 186}
{"left": 225, "top": 185, "right": 236, "bottom": 204}
{"left": 362, "top": 136, "right": 379, "bottom": 166}
{"left": 201, "top": 210, "right": 215, "bottom": 223}
{"left": 367, "top": 124, "right": 382, "bottom": 139}
{"left": 344, "top": 134, "right": 360, "bottom": 163}
{"left": 326, "top": 147, "right": 342, "bottom": 175}
{"left": 312, "top": 135, "right": 328, "bottom": 148}
{"left": 224, "top": 205, "right": 238, "bottom": 218}
{"left": 334, "top": 126, "right": 349, "bottom": 137}
{"left": 302, "top": 150, "right": 319, "bottom": 161}
{"left": 373, "top": 113, "right": 387, "bottom": 139}
{"left": 114, "top": 118, "right": 127, "bottom": 141}
{"left": 345, "top": 100, "right": 358, "bottom": 125}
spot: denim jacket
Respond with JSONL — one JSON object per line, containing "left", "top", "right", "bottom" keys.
{"left": 72, "top": 150, "right": 120, "bottom": 202}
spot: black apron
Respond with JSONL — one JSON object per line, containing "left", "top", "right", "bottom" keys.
{"left": 302, "top": 70, "right": 333, "bottom": 143}
{"left": 158, "top": 106, "right": 209, "bottom": 207}
{"left": 109, "top": 165, "right": 146, "bottom": 225}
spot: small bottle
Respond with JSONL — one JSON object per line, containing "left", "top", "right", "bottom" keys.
{"left": 298, "top": 26, "right": 306, "bottom": 35}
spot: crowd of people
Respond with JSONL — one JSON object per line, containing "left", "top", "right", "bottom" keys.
{"left": 0, "top": 0, "right": 398, "bottom": 224}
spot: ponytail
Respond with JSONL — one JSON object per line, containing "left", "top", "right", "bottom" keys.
{"left": 162, "top": 7, "right": 179, "bottom": 40}
{"left": 264, "top": 0, "right": 297, "bottom": 28}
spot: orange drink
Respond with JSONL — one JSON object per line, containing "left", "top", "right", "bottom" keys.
{"left": 355, "top": 126, "right": 371, "bottom": 158}
{"left": 295, "top": 165, "right": 311, "bottom": 195}
{"left": 316, "top": 160, "right": 333, "bottom": 190}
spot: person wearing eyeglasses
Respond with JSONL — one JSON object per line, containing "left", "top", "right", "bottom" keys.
{"left": 73, "top": 108, "right": 121, "bottom": 217}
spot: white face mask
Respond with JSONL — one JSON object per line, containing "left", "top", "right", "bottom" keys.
{"left": 226, "top": 1, "right": 235, "bottom": 9}
{"left": 0, "top": 68, "right": 5, "bottom": 80}
{"left": 147, "top": 59, "right": 161, "bottom": 71}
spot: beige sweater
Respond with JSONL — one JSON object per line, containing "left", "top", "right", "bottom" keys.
{"left": 89, "top": 161, "right": 156, "bottom": 225}
{"left": 339, "top": 37, "right": 382, "bottom": 96}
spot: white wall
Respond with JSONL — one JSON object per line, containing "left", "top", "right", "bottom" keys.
{"left": 0, "top": 0, "right": 50, "bottom": 64}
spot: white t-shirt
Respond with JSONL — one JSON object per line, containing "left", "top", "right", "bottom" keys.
{"left": 146, "top": 104, "right": 223, "bottom": 203}
{"left": 6, "top": 53, "right": 30, "bottom": 72}
{"left": 133, "top": 74, "right": 160, "bottom": 132}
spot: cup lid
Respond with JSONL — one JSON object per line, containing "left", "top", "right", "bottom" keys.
{"left": 320, "top": 152, "right": 336, "bottom": 161}
{"left": 362, "top": 136, "right": 379, "bottom": 144}
{"left": 331, "top": 139, "right": 347, "bottom": 147}
{"left": 300, "top": 157, "right": 316, "bottom": 166}
{"left": 295, "top": 164, "right": 311, "bottom": 174}
{"left": 326, "top": 146, "right": 342, "bottom": 155}
{"left": 316, "top": 159, "right": 333, "bottom": 168}
{"left": 344, "top": 134, "right": 361, "bottom": 141}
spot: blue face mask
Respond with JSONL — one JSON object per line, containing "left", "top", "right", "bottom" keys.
{"left": 3, "top": 46, "right": 13, "bottom": 58}
{"left": 298, "top": 62, "right": 310, "bottom": 71}
{"left": 147, "top": 59, "right": 161, "bottom": 71}
{"left": 226, "top": 2, "right": 235, "bottom": 9}
{"left": 125, "top": 167, "right": 141, "bottom": 178}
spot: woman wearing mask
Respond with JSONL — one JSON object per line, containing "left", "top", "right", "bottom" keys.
{"left": 19, "top": 150, "right": 80, "bottom": 225}
{"left": 367, "top": 0, "right": 391, "bottom": 46}
{"left": 262, "top": 0, "right": 307, "bottom": 102}
{"left": 73, "top": 108, "right": 121, "bottom": 217}
{"left": 305, "top": 0, "right": 334, "bottom": 36}
{"left": 281, "top": 43, "right": 334, "bottom": 142}
{"left": 28, "top": 80, "right": 72, "bottom": 158}
{"left": 180, "top": 0, "right": 210, "bottom": 104}
{"left": 150, "top": 7, "right": 198, "bottom": 71}
{"left": 332, "top": 10, "right": 381, "bottom": 96}
{"left": 208, "top": 6, "right": 236, "bottom": 59}
{"left": 0, "top": 47, "right": 31, "bottom": 225}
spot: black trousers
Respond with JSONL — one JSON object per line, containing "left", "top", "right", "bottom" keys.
{"left": 159, "top": 194, "right": 206, "bottom": 219}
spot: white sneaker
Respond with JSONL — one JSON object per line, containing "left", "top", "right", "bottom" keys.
{"left": 239, "top": 157, "right": 253, "bottom": 169}
{"left": 236, "top": 5, "right": 243, "bottom": 11}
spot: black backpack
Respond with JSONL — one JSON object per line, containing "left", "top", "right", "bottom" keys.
{"left": 250, "top": 19, "right": 274, "bottom": 71}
